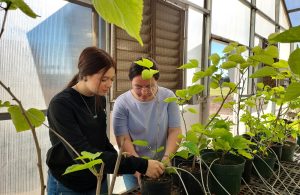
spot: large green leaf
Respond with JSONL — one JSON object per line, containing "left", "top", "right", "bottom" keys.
{"left": 63, "top": 159, "right": 103, "bottom": 175}
{"left": 135, "top": 58, "right": 153, "bottom": 69}
{"left": 249, "top": 66, "right": 278, "bottom": 78}
{"left": 265, "top": 45, "right": 279, "bottom": 58}
{"left": 8, "top": 106, "right": 45, "bottom": 132}
{"left": 188, "top": 84, "right": 204, "bottom": 96}
{"left": 5, "top": 0, "right": 39, "bottom": 18}
{"left": 209, "top": 53, "right": 220, "bottom": 66}
{"left": 132, "top": 140, "right": 149, "bottom": 147}
{"left": 178, "top": 59, "right": 198, "bottom": 69}
{"left": 92, "top": 0, "right": 143, "bottom": 45}
{"left": 228, "top": 54, "right": 245, "bottom": 64}
{"left": 268, "top": 25, "right": 300, "bottom": 43}
{"left": 221, "top": 61, "right": 237, "bottom": 69}
{"left": 288, "top": 48, "right": 300, "bottom": 75}
{"left": 164, "top": 97, "right": 177, "bottom": 103}
{"left": 250, "top": 54, "right": 274, "bottom": 66}
{"left": 284, "top": 83, "right": 300, "bottom": 101}
{"left": 75, "top": 151, "right": 102, "bottom": 160}
{"left": 272, "top": 60, "right": 288, "bottom": 68}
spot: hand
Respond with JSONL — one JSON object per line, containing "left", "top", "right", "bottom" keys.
{"left": 145, "top": 160, "right": 165, "bottom": 179}
{"left": 162, "top": 155, "right": 171, "bottom": 166}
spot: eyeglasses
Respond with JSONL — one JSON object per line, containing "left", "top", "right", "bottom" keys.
{"left": 132, "top": 85, "right": 157, "bottom": 92}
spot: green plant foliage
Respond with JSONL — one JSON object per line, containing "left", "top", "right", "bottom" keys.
{"left": 221, "top": 61, "right": 237, "bottom": 69}
{"left": 1, "top": 0, "right": 39, "bottom": 18}
{"left": 187, "top": 84, "right": 204, "bottom": 95}
{"left": 177, "top": 59, "right": 198, "bottom": 69}
{"left": 141, "top": 69, "right": 159, "bottom": 80}
{"left": 8, "top": 106, "right": 45, "bottom": 132}
{"left": 135, "top": 58, "right": 153, "bottom": 68}
{"left": 272, "top": 59, "right": 289, "bottom": 68}
{"left": 268, "top": 25, "right": 300, "bottom": 43}
{"left": 187, "top": 107, "right": 197, "bottom": 114}
{"left": 132, "top": 139, "right": 149, "bottom": 147}
{"left": 264, "top": 45, "right": 279, "bottom": 58}
{"left": 209, "top": 53, "right": 220, "bottom": 66}
{"left": 288, "top": 48, "right": 300, "bottom": 75}
{"left": 250, "top": 54, "right": 274, "bottom": 65}
{"left": 92, "top": 0, "right": 143, "bottom": 45}
{"left": 64, "top": 152, "right": 103, "bottom": 175}
{"left": 0, "top": 100, "right": 10, "bottom": 107}
{"left": 249, "top": 66, "right": 278, "bottom": 78}
{"left": 284, "top": 83, "right": 300, "bottom": 101}
{"left": 163, "top": 97, "right": 177, "bottom": 103}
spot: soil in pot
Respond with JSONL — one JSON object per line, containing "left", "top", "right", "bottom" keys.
{"left": 281, "top": 140, "right": 297, "bottom": 162}
{"left": 141, "top": 174, "right": 172, "bottom": 195}
{"left": 201, "top": 152, "right": 245, "bottom": 195}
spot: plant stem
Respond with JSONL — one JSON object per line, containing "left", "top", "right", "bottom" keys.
{"left": 0, "top": 2, "right": 10, "bottom": 39}
{"left": 108, "top": 138, "right": 125, "bottom": 195}
{"left": 0, "top": 80, "right": 45, "bottom": 195}
{"left": 96, "top": 163, "right": 105, "bottom": 195}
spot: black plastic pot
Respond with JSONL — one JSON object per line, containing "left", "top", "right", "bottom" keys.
{"left": 141, "top": 175, "right": 172, "bottom": 195}
{"left": 201, "top": 152, "right": 245, "bottom": 195}
{"left": 253, "top": 153, "right": 276, "bottom": 179}
{"left": 179, "top": 162, "right": 206, "bottom": 195}
{"left": 281, "top": 141, "right": 297, "bottom": 162}
{"left": 171, "top": 155, "right": 194, "bottom": 187}
{"left": 270, "top": 142, "right": 283, "bottom": 161}
{"left": 242, "top": 157, "right": 253, "bottom": 184}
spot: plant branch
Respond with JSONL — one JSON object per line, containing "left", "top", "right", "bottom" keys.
{"left": 0, "top": 80, "right": 45, "bottom": 195}
{"left": 0, "top": 2, "right": 11, "bottom": 39}
{"left": 108, "top": 138, "right": 125, "bottom": 195}
{"left": 96, "top": 163, "right": 105, "bottom": 195}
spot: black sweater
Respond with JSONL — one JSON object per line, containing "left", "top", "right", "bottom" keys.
{"left": 46, "top": 88, "right": 147, "bottom": 192}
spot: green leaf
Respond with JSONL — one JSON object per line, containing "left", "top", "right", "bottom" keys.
{"left": 188, "top": 84, "right": 204, "bottom": 95}
{"left": 178, "top": 59, "right": 198, "bottom": 69}
{"left": 0, "top": 100, "right": 11, "bottom": 108}
{"left": 284, "top": 83, "right": 300, "bottom": 101}
{"left": 222, "top": 82, "right": 236, "bottom": 90}
{"left": 155, "top": 146, "right": 165, "bottom": 153}
{"left": 135, "top": 58, "right": 153, "bottom": 68}
{"left": 76, "top": 151, "right": 102, "bottom": 160}
{"left": 213, "top": 96, "right": 223, "bottom": 103}
{"left": 209, "top": 53, "right": 220, "bottom": 65}
{"left": 63, "top": 159, "right": 103, "bottom": 175}
{"left": 256, "top": 82, "right": 264, "bottom": 89}
{"left": 236, "top": 46, "right": 247, "bottom": 54}
{"left": 92, "top": 0, "right": 143, "bottom": 45}
{"left": 228, "top": 54, "right": 245, "bottom": 64}
{"left": 265, "top": 45, "right": 279, "bottom": 58}
{"left": 223, "top": 45, "right": 234, "bottom": 53}
{"left": 175, "top": 150, "right": 189, "bottom": 159}
{"left": 141, "top": 69, "right": 152, "bottom": 80}
{"left": 249, "top": 66, "right": 278, "bottom": 78}
{"left": 187, "top": 108, "right": 197, "bottom": 114}
{"left": 237, "top": 149, "right": 252, "bottom": 159}
{"left": 164, "top": 97, "right": 177, "bottom": 103}
{"left": 10, "top": 0, "right": 39, "bottom": 18}
{"left": 192, "top": 71, "right": 206, "bottom": 83}
{"left": 272, "top": 60, "right": 289, "bottom": 68}
{"left": 268, "top": 25, "right": 300, "bottom": 43}
{"left": 221, "top": 61, "right": 237, "bottom": 69}
{"left": 252, "top": 46, "right": 263, "bottom": 54}
{"left": 210, "top": 79, "right": 219, "bottom": 89}
{"left": 182, "top": 141, "right": 199, "bottom": 155}
{"left": 250, "top": 54, "right": 274, "bottom": 66}
{"left": 176, "top": 89, "right": 188, "bottom": 99}
{"left": 288, "top": 48, "right": 300, "bottom": 75}
{"left": 8, "top": 106, "right": 45, "bottom": 132}
{"left": 132, "top": 140, "right": 149, "bottom": 147}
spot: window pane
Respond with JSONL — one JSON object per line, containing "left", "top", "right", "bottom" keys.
{"left": 187, "top": 0, "right": 204, "bottom": 6}
{"left": 289, "top": 12, "right": 300, "bottom": 26}
{"left": 255, "top": 14, "right": 275, "bottom": 38}
{"left": 212, "top": 0, "right": 250, "bottom": 46}
{"left": 0, "top": 0, "right": 93, "bottom": 109}
{"left": 256, "top": 0, "right": 275, "bottom": 20}
{"left": 0, "top": 0, "right": 93, "bottom": 194}
{"left": 285, "top": 0, "right": 300, "bottom": 9}
{"left": 186, "top": 7, "right": 203, "bottom": 87}
{"left": 279, "top": 1, "right": 290, "bottom": 29}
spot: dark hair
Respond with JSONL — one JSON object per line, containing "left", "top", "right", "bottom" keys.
{"left": 128, "top": 57, "right": 160, "bottom": 81}
{"left": 67, "top": 47, "right": 116, "bottom": 87}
